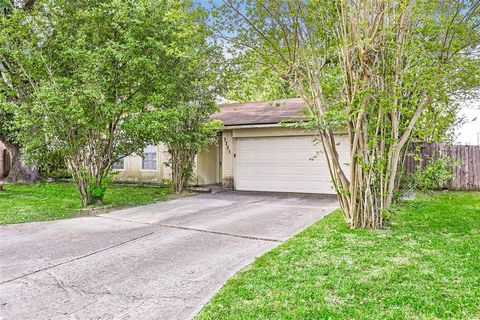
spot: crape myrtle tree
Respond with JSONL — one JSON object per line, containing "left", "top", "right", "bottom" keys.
{"left": 166, "top": 104, "right": 222, "bottom": 193}
{"left": 4, "top": 0, "right": 210, "bottom": 206}
{"left": 124, "top": 2, "right": 224, "bottom": 194}
{"left": 143, "top": 100, "right": 222, "bottom": 193}
{"left": 139, "top": 42, "right": 224, "bottom": 193}
{"left": 214, "top": 0, "right": 480, "bottom": 228}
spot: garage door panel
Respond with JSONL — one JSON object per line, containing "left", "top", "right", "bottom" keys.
{"left": 235, "top": 135, "right": 349, "bottom": 194}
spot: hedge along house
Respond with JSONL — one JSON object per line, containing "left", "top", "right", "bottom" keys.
{"left": 114, "top": 98, "right": 350, "bottom": 195}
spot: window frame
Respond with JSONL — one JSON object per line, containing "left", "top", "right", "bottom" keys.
{"left": 112, "top": 156, "right": 125, "bottom": 171}
{"left": 141, "top": 145, "right": 158, "bottom": 171}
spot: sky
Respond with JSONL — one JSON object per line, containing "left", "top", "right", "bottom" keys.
{"left": 455, "top": 100, "right": 480, "bottom": 145}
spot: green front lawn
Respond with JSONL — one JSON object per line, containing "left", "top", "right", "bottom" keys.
{"left": 197, "top": 192, "right": 480, "bottom": 320}
{"left": 0, "top": 182, "right": 172, "bottom": 225}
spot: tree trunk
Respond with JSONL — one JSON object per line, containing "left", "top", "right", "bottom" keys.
{"left": 73, "top": 175, "right": 104, "bottom": 207}
{"left": 66, "top": 152, "right": 109, "bottom": 207}
{"left": 316, "top": 128, "right": 383, "bottom": 229}
{"left": 4, "top": 142, "right": 40, "bottom": 183}
{"left": 169, "top": 147, "right": 196, "bottom": 193}
{"left": 171, "top": 150, "right": 184, "bottom": 193}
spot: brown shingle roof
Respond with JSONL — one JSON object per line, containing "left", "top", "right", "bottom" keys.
{"left": 212, "top": 98, "right": 307, "bottom": 126}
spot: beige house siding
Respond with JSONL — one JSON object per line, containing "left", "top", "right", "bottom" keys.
{"left": 221, "top": 130, "right": 234, "bottom": 188}
{"left": 193, "top": 140, "right": 221, "bottom": 185}
{"left": 113, "top": 142, "right": 221, "bottom": 186}
{"left": 114, "top": 144, "right": 171, "bottom": 183}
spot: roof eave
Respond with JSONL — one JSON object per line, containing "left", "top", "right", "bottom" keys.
{"left": 221, "top": 123, "right": 284, "bottom": 130}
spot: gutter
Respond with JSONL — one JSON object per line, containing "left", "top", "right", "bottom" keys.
{"left": 221, "top": 123, "right": 283, "bottom": 130}
{"left": 220, "top": 123, "right": 348, "bottom": 135}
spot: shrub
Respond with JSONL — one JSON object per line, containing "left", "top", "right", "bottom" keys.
{"left": 409, "top": 157, "right": 460, "bottom": 191}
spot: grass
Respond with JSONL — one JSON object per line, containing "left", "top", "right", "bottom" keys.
{"left": 197, "top": 192, "right": 480, "bottom": 320}
{"left": 0, "top": 182, "right": 172, "bottom": 225}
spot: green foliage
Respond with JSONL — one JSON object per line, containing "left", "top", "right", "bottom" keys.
{"left": 143, "top": 101, "right": 223, "bottom": 192}
{"left": 37, "top": 151, "right": 71, "bottom": 179}
{"left": 158, "top": 178, "right": 174, "bottom": 189}
{"left": 409, "top": 157, "right": 460, "bottom": 191}
{"left": 222, "top": 58, "right": 296, "bottom": 102}
{"left": 211, "top": 0, "right": 480, "bottom": 228}
{"left": 149, "top": 105, "right": 222, "bottom": 154}
{"left": 4, "top": 0, "right": 194, "bottom": 159}
{"left": 197, "top": 192, "right": 480, "bottom": 319}
{"left": 1, "top": 0, "right": 214, "bottom": 204}
{"left": 414, "top": 101, "right": 463, "bottom": 143}
{"left": 87, "top": 174, "right": 111, "bottom": 202}
{"left": 127, "top": 18, "right": 224, "bottom": 192}
{"left": 0, "top": 0, "right": 11, "bottom": 10}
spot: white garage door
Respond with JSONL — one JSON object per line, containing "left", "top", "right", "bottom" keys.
{"left": 235, "top": 135, "right": 349, "bottom": 194}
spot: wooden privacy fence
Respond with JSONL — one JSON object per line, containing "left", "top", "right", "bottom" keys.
{"left": 404, "top": 143, "right": 480, "bottom": 190}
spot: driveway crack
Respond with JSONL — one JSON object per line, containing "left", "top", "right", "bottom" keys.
{"left": 98, "top": 214, "right": 283, "bottom": 243}
{"left": 156, "top": 223, "right": 283, "bottom": 243}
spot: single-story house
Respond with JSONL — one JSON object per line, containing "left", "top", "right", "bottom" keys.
{"left": 114, "top": 98, "right": 350, "bottom": 194}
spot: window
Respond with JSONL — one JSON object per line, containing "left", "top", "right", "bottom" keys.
{"left": 112, "top": 157, "right": 124, "bottom": 170}
{"left": 142, "top": 145, "right": 157, "bottom": 170}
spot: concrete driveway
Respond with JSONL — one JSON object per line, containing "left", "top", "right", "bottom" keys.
{"left": 0, "top": 191, "right": 337, "bottom": 320}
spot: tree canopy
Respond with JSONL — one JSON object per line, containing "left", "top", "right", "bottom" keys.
{"left": 213, "top": 0, "right": 480, "bottom": 228}
{"left": 1, "top": 0, "right": 216, "bottom": 205}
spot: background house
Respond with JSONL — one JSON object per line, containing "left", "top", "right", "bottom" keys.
{"left": 115, "top": 98, "right": 350, "bottom": 195}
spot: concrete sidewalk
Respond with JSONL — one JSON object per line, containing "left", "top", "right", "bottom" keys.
{"left": 0, "top": 191, "right": 338, "bottom": 320}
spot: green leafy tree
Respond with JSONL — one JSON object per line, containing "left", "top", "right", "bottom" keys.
{"left": 139, "top": 39, "right": 224, "bottom": 193}
{"left": 0, "top": 0, "right": 41, "bottom": 182}
{"left": 145, "top": 103, "right": 222, "bottom": 193}
{"left": 214, "top": 0, "right": 480, "bottom": 228}
{"left": 223, "top": 58, "right": 295, "bottom": 102}
{"left": 3, "top": 0, "right": 209, "bottom": 206}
